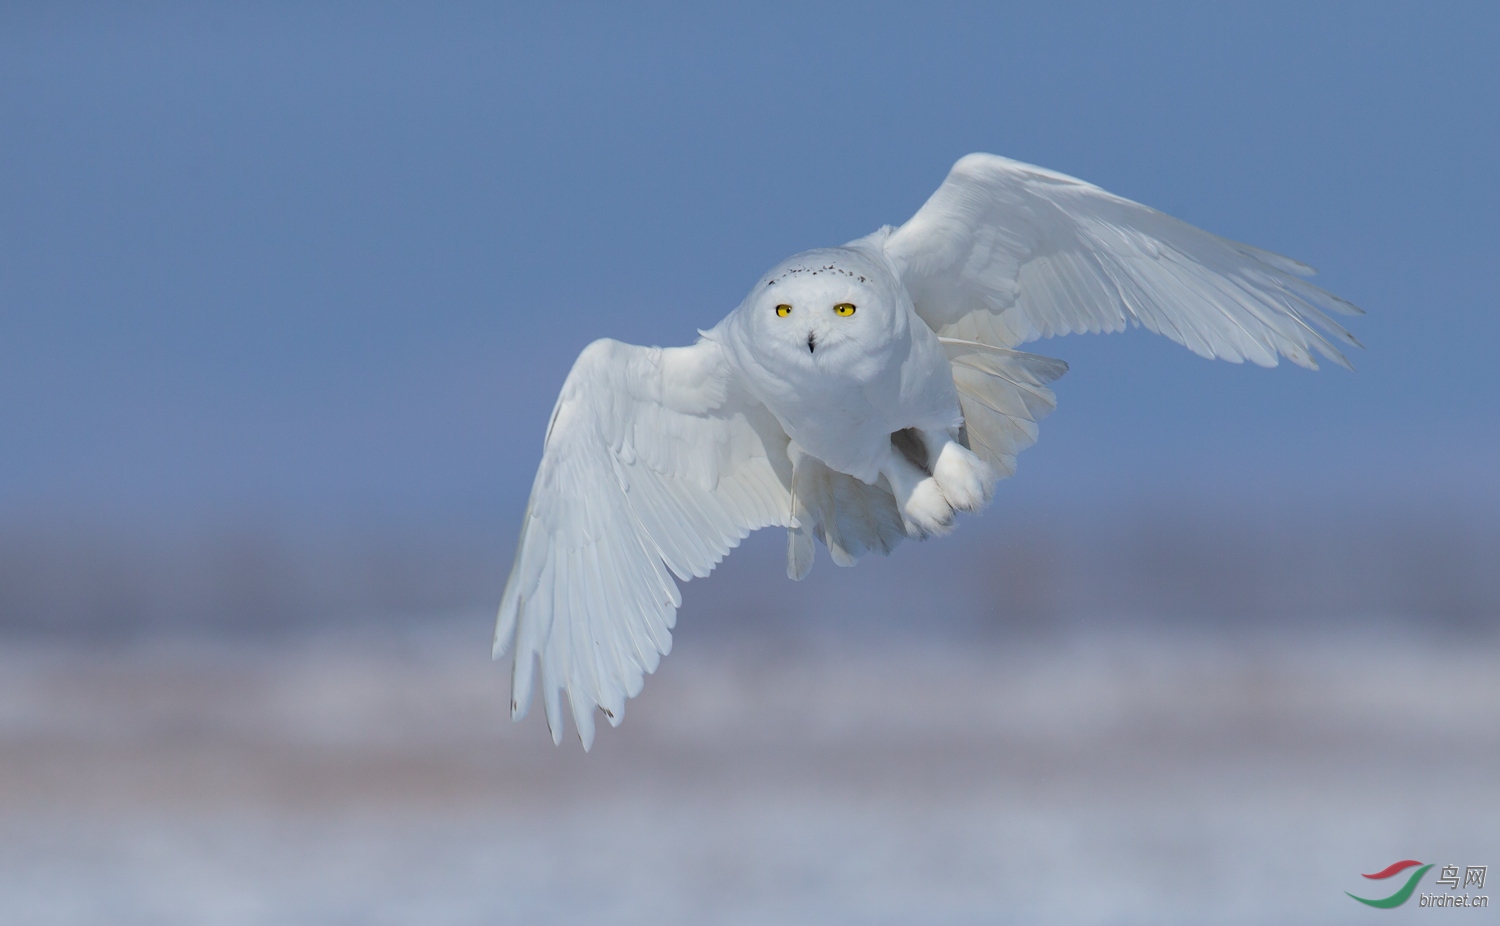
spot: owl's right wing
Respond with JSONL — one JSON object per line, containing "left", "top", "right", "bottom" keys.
{"left": 495, "top": 337, "right": 793, "bottom": 749}
{"left": 883, "top": 153, "right": 1362, "bottom": 369}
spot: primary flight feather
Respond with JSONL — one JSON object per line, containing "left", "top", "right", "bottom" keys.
{"left": 494, "top": 153, "right": 1361, "bottom": 748}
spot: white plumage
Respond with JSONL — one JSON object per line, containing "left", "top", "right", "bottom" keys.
{"left": 494, "top": 153, "right": 1361, "bottom": 747}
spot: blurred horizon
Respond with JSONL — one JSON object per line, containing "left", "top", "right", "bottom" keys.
{"left": 2, "top": 498, "right": 1497, "bottom": 643}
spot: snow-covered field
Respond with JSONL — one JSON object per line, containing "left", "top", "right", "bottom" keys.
{"left": 1, "top": 617, "right": 1495, "bottom": 925}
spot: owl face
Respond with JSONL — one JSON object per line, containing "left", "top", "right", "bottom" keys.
{"left": 733, "top": 246, "right": 909, "bottom": 384}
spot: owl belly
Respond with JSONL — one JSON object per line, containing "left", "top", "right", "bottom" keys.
{"left": 762, "top": 368, "right": 963, "bottom": 484}
{"left": 766, "top": 386, "right": 898, "bottom": 484}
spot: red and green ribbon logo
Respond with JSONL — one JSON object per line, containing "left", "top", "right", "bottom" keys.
{"left": 1348, "top": 860, "right": 1433, "bottom": 908}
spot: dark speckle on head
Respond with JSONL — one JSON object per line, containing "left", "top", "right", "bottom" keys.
{"left": 766, "top": 255, "right": 881, "bottom": 288}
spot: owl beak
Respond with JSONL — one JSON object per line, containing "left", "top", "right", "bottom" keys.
{"left": 806, "top": 331, "right": 817, "bottom": 354}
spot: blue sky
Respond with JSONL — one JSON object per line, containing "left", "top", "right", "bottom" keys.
{"left": 3, "top": 3, "right": 1497, "bottom": 536}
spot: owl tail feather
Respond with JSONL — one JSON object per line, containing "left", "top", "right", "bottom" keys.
{"left": 785, "top": 447, "right": 906, "bottom": 580}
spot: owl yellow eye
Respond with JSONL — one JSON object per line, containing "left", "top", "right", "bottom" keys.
{"left": 775, "top": 304, "right": 792, "bottom": 317}
{"left": 834, "top": 303, "right": 856, "bottom": 317}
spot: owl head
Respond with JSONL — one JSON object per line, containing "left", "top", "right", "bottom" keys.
{"left": 724, "top": 244, "right": 912, "bottom": 387}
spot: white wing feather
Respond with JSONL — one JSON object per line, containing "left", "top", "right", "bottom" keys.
{"left": 494, "top": 337, "right": 792, "bottom": 748}
{"left": 885, "top": 154, "right": 1363, "bottom": 369}
{"left": 940, "top": 337, "right": 1068, "bottom": 480}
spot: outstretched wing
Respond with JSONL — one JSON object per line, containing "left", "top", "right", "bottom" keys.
{"left": 884, "top": 153, "right": 1362, "bottom": 369}
{"left": 495, "top": 337, "right": 792, "bottom": 748}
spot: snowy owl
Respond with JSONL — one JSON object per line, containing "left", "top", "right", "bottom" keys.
{"left": 495, "top": 153, "right": 1361, "bottom": 747}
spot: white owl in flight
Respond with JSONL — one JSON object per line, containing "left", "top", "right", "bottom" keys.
{"left": 495, "top": 154, "right": 1361, "bottom": 747}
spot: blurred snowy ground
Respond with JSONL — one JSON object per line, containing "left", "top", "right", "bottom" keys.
{"left": 1, "top": 611, "right": 1495, "bottom": 926}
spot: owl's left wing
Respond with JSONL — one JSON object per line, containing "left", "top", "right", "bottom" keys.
{"left": 495, "top": 337, "right": 792, "bottom": 748}
{"left": 883, "top": 153, "right": 1362, "bottom": 369}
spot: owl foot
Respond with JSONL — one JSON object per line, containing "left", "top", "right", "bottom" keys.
{"left": 927, "top": 435, "right": 996, "bottom": 512}
{"left": 902, "top": 475, "right": 955, "bottom": 537}
{"left": 880, "top": 445, "right": 954, "bottom": 538}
